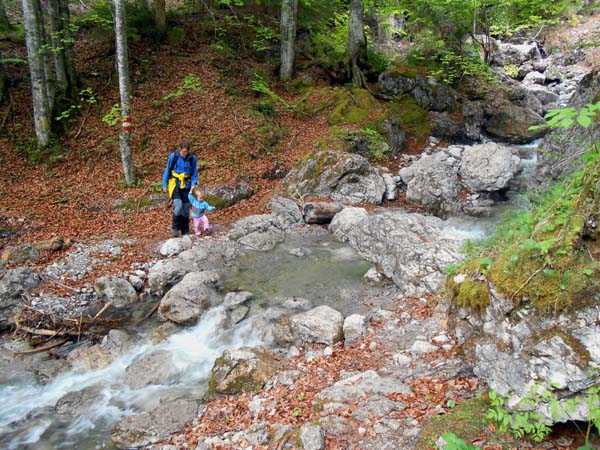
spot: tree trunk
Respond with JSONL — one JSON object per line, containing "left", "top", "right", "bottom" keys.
{"left": 348, "top": 0, "right": 367, "bottom": 87}
{"left": 58, "top": 0, "right": 77, "bottom": 97}
{"left": 21, "top": 0, "right": 52, "bottom": 147}
{"left": 114, "top": 0, "right": 136, "bottom": 185}
{"left": 154, "top": 0, "right": 166, "bottom": 34}
{"left": 45, "top": 0, "right": 68, "bottom": 99}
{"left": 279, "top": 0, "right": 297, "bottom": 82}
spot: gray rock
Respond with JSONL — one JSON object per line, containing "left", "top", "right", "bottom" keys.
{"left": 343, "top": 314, "right": 367, "bottom": 346}
{"left": 272, "top": 305, "right": 344, "bottom": 347}
{"left": 333, "top": 210, "right": 463, "bottom": 295}
{"left": 399, "top": 153, "right": 461, "bottom": 216}
{"left": 330, "top": 207, "right": 368, "bottom": 242}
{"left": 223, "top": 291, "right": 254, "bottom": 310}
{"left": 382, "top": 173, "right": 397, "bottom": 201}
{"left": 159, "top": 236, "right": 193, "bottom": 257}
{"left": 277, "top": 151, "right": 386, "bottom": 205}
{"left": 94, "top": 276, "right": 138, "bottom": 308}
{"left": 303, "top": 202, "right": 344, "bottom": 224}
{"left": 270, "top": 197, "right": 304, "bottom": 230}
{"left": 111, "top": 398, "right": 198, "bottom": 449}
{"left": 204, "top": 181, "right": 253, "bottom": 208}
{"left": 300, "top": 424, "right": 326, "bottom": 450}
{"left": 55, "top": 386, "right": 102, "bottom": 417}
{"left": 238, "top": 229, "right": 285, "bottom": 251}
{"left": 124, "top": 350, "right": 178, "bottom": 389}
{"left": 209, "top": 347, "right": 278, "bottom": 395}
{"left": 228, "top": 305, "right": 249, "bottom": 326}
{"left": 0, "top": 243, "right": 41, "bottom": 265}
{"left": 459, "top": 142, "right": 523, "bottom": 192}
{"left": 484, "top": 102, "right": 547, "bottom": 144}
{"left": 315, "top": 370, "right": 411, "bottom": 404}
{"left": 430, "top": 111, "right": 465, "bottom": 141}
{"left": 0, "top": 268, "right": 42, "bottom": 330}
{"left": 490, "top": 40, "right": 538, "bottom": 66}
{"left": 158, "top": 271, "right": 221, "bottom": 324}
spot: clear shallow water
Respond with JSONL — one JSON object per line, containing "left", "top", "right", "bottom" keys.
{"left": 222, "top": 231, "right": 376, "bottom": 317}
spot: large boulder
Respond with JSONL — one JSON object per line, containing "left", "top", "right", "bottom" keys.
{"left": 399, "top": 152, "right": 462, "bottom": 216}
{"left": 204, "top": 181, "right": 254, "bottom": 208}
{"left": 332, "top": 210, "right": 463, "bottom": 296}
{"left": 270, "top": 197, "right": 304, "bottom": 230}
{"left": 208, "top": 347, "right": 279, "bottom": 395}
{"left": 277, "top": 151, "right": 386, "bottom": 205}
{"left": 484, "top": 102, "right": 547, "bottom": 144}
{"left": 111, "top": 398, "right": 199, "bottom": 449}
{"left": 272, "top": 305, "right": 344, "bottom": 346}
{"left": 1, "top": 243, "right": 41, "bottom": 265}
{"left": 158, "top": 271, "right": 221, "bottom": 324}
{"left": 459, "top": 143, "right": 522, "bottom": 192}
{"left": 227, "top": 214, "right": 284, "bottom": 251}
{"left": 0, "top": 268, "right": 42, "bottom": 331}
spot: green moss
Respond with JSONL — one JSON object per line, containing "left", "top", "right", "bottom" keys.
{"left": 384, "top": 63, "right": 426, "bottom": 79}
{"left": 385, "top": 96, "right": 430, "bottom": 140}
{"left": 327, "top": 88, "right": 380, "bottom": 125}
{"left": 116, "top": 196, "right": 156, "bottom": 210}
{"left": 416, "top": 397, "right": 494, "bottom": 450}
{"left": 448, "top": 276, "right": 491, "bottom": 310}
{"left": 203, "top": 195, "right": 229, "bottom": 209}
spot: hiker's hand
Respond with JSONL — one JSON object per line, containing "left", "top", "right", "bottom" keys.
{"left": 162, "top": 187, "right": 167, "bottom": 194}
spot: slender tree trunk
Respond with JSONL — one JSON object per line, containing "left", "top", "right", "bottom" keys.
{"left": 21, "top": 0, "right": 52, "bottom": 146}
{"left": 348, "top": 0, "right": 367, "bottom": 87}
{"left": 154, "top": 0, "right": 166, "bottom": 34}
{"left": 58, "top": 0, "right": 77, "bottom": 96}
{"left": 0, "top": 0, "right": 10, "bottom": 31}
{"left": 279, "top": 0, "right": 297, "bottom": 82}
{"left": 0, "top": 50, "right": 8, "bottom": 106}
{"left": 45, "top": 0, "right": 68, "bottom": 99}
{"left": 114, "top": 0, "right": 135, "bottom": 184}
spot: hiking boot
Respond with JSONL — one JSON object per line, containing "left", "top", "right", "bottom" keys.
{"left": 172, "top": 229, "right": 180, "bottom": 238}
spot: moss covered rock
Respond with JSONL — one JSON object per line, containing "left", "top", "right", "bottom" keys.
{"left": 208, "top": 347, "right": 279, "bottom": 396}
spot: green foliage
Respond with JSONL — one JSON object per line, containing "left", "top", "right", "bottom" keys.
{"left": 102, "top": 104, "right": 122, "bottom": 127}
{"left": 487, "top": 384, "right": 600, "bottom": 447}
{"left": 486, "top": 389, "right": 552, "bottom": 442}
{"left": 251, "top": 25, "right": 278, "bottom": 53}
{"left": 437, "top": 433, "right": 480, "bottom": 450}
{"left": 56, "top": 88, "right": 97, "bottom": 122}
{"left": 163, "top": 74, "right": 206, "bottom": 101}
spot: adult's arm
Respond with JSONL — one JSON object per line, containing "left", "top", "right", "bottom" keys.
{"left": 162, "top": 152, "right": 175, "bottom": 189}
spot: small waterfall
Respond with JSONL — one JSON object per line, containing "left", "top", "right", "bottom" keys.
{"left": 0, "top": 306, "right": 265, "bottom": 449}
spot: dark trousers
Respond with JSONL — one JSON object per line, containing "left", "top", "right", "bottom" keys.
{"left": 172, "top": 186, "right": 190, "bottom": 235}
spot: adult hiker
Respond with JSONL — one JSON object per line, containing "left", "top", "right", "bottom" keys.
{"left": 162, "top": 141, "right": 198, "bottom": 237}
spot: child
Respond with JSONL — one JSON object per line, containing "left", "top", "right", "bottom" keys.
{"left": 188, "top": 186, "right": 215, "bottom": 236}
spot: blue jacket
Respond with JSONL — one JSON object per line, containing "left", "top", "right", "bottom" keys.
{"left": 188, "top": 194, "right": 215, "bottom": 218}
{"left": 162, "top": 152, "right": 198, "bottom": 190}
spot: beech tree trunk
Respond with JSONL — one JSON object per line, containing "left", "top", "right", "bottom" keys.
{"left": 154, "top": 0, "right": 166, "bottom": 34}
{"left": 58, "top": 0, "right": 77, "bottom": 96}
{"left": 114, "top": 0, "right": 136, "bottom": 185}
{"left": 45, "top": 0, "right": 68, "bottom": 98}
{"left": 348, "top": 0, "right": 367, "bottom": 87}
{"left": 21, "top": 0, "right": 52, "bottom": 147}
{"left": 279, "top": 0, "right": 298, "bottom": 82}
